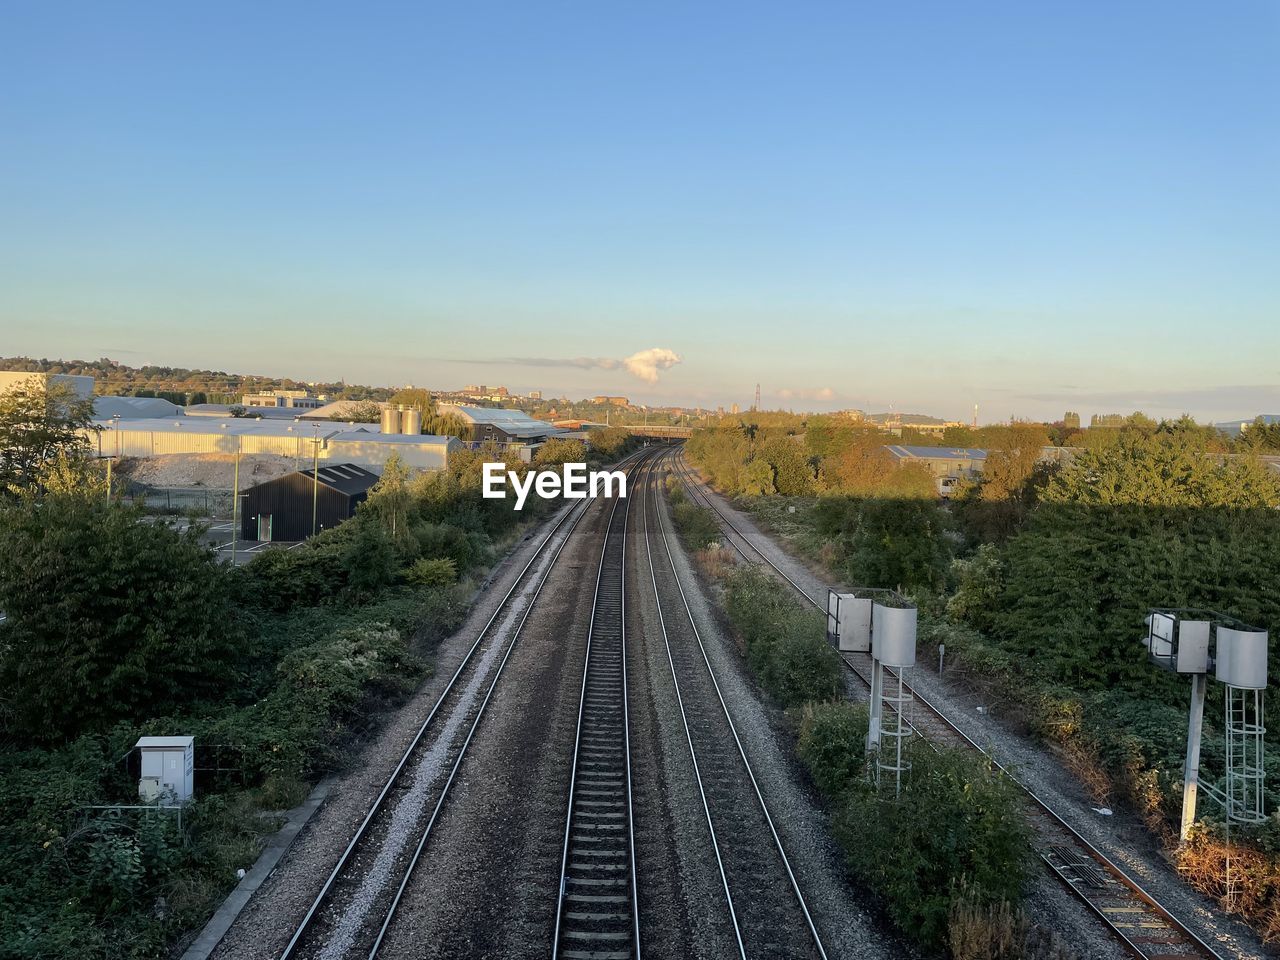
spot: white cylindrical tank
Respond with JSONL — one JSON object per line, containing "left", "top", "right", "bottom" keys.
{"left": 380, "top": 407, "right": 401, "bottom": 435}
{"left": 401, "top": 407, "right": 422, "bottom": 436}
{"left": 1216, "top": 628, "right": 1268, "bottom": 689}
{"left": 872, "top": 603, "right": 917, "bottom": 667}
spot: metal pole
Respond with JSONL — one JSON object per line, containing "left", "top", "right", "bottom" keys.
{"left": 105, "top": 455, "right": 112, "bottom": 500}
{"left": 231, "top": 439, "right": 241, "bottom": 564}
{"left": 1181, "top": 672, "right": 1207, "bottom": 842}
{"left": 311, "top": 433, "right": 320, "bottom": 537}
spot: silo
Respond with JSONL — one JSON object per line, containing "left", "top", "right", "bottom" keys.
{"left": 401, "top": 407, "right": 423, "bottom": 436}
{"left": 380, "top": 406, "right": 401, "bottom": 435}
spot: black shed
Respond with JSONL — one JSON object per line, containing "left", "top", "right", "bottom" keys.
{"left": 240, "top": 463, "right": 379, "bottom": 542}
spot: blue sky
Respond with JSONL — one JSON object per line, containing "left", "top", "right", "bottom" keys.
{"left": 1, "top": 2, "right": 1276, "bottom": 421}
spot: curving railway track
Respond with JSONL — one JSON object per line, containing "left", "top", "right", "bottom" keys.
{"left": 639, "top": 455, "right": 828, "bottom": 960}
{"left": 667, "top": 447, "right": 1227, "bottom": 960}
{"left": 278, "top": 449, "right": 657, "bottom": 960}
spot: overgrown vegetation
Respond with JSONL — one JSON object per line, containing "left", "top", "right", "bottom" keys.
{"left": 0, "top": 390, "right": 584, "bottom": 957}
{"left": 687, "top": 412, "right": 1280, "bottom": 942}
{"left": 670, "top": 495, "right": 1040, "bottom": 955}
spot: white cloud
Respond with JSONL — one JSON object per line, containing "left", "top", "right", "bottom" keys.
{"left": 777, "top": 386, "right": 836, "bottom": 402}
{"left": 621, "top": 347, "right": 682, "bottom": 383}
{"left": 460, "top": 347, "right": 683, "bottom": 384}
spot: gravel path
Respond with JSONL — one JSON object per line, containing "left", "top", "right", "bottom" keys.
{"left": 678, "top": 454, "right": 1271, "bottom": 960}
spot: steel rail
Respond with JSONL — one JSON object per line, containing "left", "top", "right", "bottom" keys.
{"left": 668, "top": 448, "right": 1226, "bottom": 960}
{"left": 551, "top": 451, "right": 644, "bottom": 960}
{"left": 645, "top": 455, "right": 829, "bottom": 960}
{"left": 280, "top": 448, "right": 651, "bottom": 960}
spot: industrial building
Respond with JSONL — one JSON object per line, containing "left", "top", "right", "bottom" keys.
{"left": 88, "top": 417, "right": 459, "bottom": 473}
{"left": 93, "top": 395, "right": 185, "bottom": 419}
{"left": 0, "top": 370, "right": 95, "bottom": 398}
{"left": 240, "top": 463, "right": 379, "bottom": 541}
{"left": 185, "top": 403, "right": 307, "bottom": 420}
{"left": 438, "top": 405, "right": 564, "bottom": 444}
{"left": 242, "top": 390, "right": 324, "bottom": 410}
{"left": 884, "top": 445, "right": 988, "bottom": 478}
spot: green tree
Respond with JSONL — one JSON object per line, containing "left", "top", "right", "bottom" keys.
{"left": 363, "top": 454, "right": 412, "bottom": 541}
{"left": 0, "top": 378, "right": 96, "bottom": 496}
{"left": 0, "top": 493, "right": 244, "bottom": 741}
{"left": 758, "top": 435, "right": 814, "bottom": 495}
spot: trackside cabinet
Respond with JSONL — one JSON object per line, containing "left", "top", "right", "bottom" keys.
{"left": 135, "top": 735, "right": 194, "bottom": 805}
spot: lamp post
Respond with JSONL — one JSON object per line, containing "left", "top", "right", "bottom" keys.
{"left": 230, "top": 432, "right": 242, "bottom": 564}
{"left": 311, "top": 426, "right": 321, "bottom": 537}
{"left": 105, "top": 414, "right": 121, "bottom": 499}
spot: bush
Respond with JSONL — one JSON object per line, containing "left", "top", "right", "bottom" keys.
{"left": 405, "top": 556, "right": 458, "bottom": 587}
{"left": 946, "top": 543, "right": 1004, "bottom": 633}
{"left": 0, "top": 494, "right": 247, "bottom": 742}
{"left": 833, "top": 744, "right": 1031, "bottom": 950}
{"left": 796, "top": 702, "right": 868, "bottom": 799}
{"left": 721, "top": 566, "right": 842, "bottom": 708}
{"left": 672, "top": 501, "right": 721, "bottom": 551}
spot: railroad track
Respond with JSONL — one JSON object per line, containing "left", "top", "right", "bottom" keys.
{"left": 279, "top": 449, "right": 656, "bottom": 960}
{"left": 640, "top": 456, "right": 828, "bottom": 960}
{"left": 667, "top": 448, "right": 1225, "bottom": 960}
{"left": 551, "top": 464, "right": 641, "bottom": 960}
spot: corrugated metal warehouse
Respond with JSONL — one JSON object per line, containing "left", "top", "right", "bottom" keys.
{"left": 440, "top": 405, "right": 564, "bottom": 444}
{"left": 87, "top": 418, "right": 459, "bottom": 472}
{"left": 240, "top": 463, "right": 379, "bottom": 541}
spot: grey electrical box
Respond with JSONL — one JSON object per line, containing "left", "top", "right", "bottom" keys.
{"left": 136, "top": 736, "right": 194, "bottom": 805}
{"left": 826, "top": 591, "right": 871, "bottom": 652}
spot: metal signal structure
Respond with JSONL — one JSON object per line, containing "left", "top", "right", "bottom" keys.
{"left": 1143, "top": 610, "right": 1268, "bottom": 845}
{"left": 828, "top": 588, "right": 918, "bottom": 797}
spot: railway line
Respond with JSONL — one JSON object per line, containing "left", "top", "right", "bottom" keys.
{"left": 551, "top": 468, "right": 640, "bottom": 959}
{"left": 667, "top": 447, "right": 1228, "bottom": 960}
{"left": 639, "top": 456, "right": 828, "bottom": 960}
{"left": 279, "top": 449, "right": 656, "bottom": 960}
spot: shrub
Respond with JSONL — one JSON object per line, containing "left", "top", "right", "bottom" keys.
{"left": 672, "top": 501, "right": 722, "bottom": 551}
{"left": 0, "top": 494, "right": 246, "bottom": 742}
{"left": 946, "top": 543, "right": 1004, "bottom": 633}
{"left": 833, "top": 743, "right": 1031, "bottom": 949}
{"left": 721, "top": 566, "right": 842, "bottom": 708}
{"left": 405, "top": 556, "right": 458, "bottom": 587}
{"left": 796, "top": 702, "right": 868, "bottom": 799}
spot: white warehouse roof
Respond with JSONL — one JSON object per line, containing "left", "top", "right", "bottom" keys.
{"left": 441, "top": 405, "right": 563, "bottom": 438}
{"left": 93, "top": 396, "right": 185, "bottom": 419}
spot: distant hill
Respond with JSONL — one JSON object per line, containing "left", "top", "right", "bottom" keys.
{"left": 0, "top": 356, "right": 391, "bottom": 404}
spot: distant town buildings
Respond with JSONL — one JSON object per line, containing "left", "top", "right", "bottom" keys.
{"left": 241, "top": 390, "right": 325, "bottom": 410}
{"left": 1063, "top": 411, "right": 1081, "bottom": 430}
{"left": 591, "top": 396, "right": 630, "bottom": 407}
{"left": 1091, "top": 413, "right": 1127, "bottom": 428}
{"left": 1214, "top": 414, "right": 1280, "bottom": 438}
